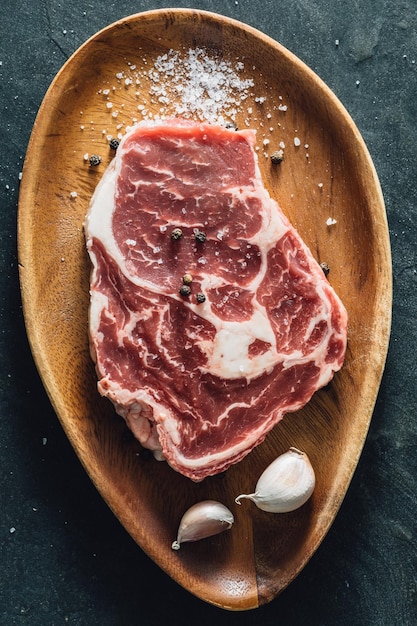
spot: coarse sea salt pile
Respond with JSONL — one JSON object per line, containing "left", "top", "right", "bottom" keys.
{"left": 150, "top": 48, "right": 254, "bottom": 124}
{"left": 99, "top": 47, "right": 255, "bottom": 127}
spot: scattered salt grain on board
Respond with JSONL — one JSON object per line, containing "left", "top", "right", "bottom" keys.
{"left": 326, "top": 217, "right": 337, "bottom": 226}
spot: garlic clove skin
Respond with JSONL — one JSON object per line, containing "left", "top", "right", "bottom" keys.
{"left": 172, "top": 500, "right": 234, "bottom": 550}
{"left": 235, "top": 447, "right": 315, "bottom": 513}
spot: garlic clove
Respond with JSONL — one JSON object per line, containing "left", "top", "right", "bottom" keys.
{"left": 171, "top": 500, "right": 234, "bottom": 550}
{"left": 235, "top": 447, "right": 315, "bottom": 513}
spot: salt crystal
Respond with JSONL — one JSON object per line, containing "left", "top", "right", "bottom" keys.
{"left": 18, "top": 172, "right": 22, "bottom": 180}
{"left": 106, "top": 102, "right": 113, "bottom": 109}
{"left": 263, "top": 138, "right": 270, "bottom": 146}
{"left": 318, "top": 182, "right": 324, "bottom": 188}
{"left": 278, "top": 104, "right": 287, "bottom": 111}
{"left": 69, "top": 191, "right": 77, "bottom": 198}
{"left": 83, "top": 153, "right": 89, "bottom": 161}
{"left": 294, "top": 137, "right": 301, "bottom": 147}
{"left": 326, "top": 217, "right": 337, "bottom": 226}
{"left": 9, "top": 527, "right": 16, "bottom": 534}
{"left": 279, "top": 141, "right": 285, "bottom": 149}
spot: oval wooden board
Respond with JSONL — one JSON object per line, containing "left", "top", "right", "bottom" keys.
{"left": 18, "top": 9, "right": 392, "bottom": 610}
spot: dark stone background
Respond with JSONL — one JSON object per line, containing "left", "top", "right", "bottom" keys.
{"left": 1, "top": 1, "right": 415, "bottom": 624}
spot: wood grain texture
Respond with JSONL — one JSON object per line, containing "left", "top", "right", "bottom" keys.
{"left": 17, "top": 9, "right": 392, "bottom": 610}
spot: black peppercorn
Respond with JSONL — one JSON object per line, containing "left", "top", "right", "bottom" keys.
{"left": 195, "top": 230, "right": 206, "bottom": 243}
{"left": 320, "top": 262, "right": 330, "bottom": 277}
{"left": 171, "top": 227, "right": 183, "bottom": 241}
{"left": 270, "top": 149, "right": 284, "bottom": 164}
{"left": 179, "top": 285, "right": 191, "bottom": 297}
{"left": 196, "top": 293, "right": 206, "bottom": 303}
{"left": 89, "top": 154, "right": 102, "bottom": 166}
{"left": 109, "top": 138, "right": 120, "bottom": 150}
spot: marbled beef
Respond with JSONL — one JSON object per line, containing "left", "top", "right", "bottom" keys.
{"left": 85, "top": 119, "right": 347, "bottom": 481}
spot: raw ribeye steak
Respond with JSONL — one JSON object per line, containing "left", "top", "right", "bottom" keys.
{"left": 85, "top": 118, "right": 347, "bottom": 481}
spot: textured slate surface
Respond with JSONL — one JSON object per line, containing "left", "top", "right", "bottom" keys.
{"left": 1, "top": 1, "right": 416, "bottom": 624}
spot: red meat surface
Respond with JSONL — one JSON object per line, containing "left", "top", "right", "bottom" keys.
{"left": 85, "top": 119, "right": 347, "bottom": 481}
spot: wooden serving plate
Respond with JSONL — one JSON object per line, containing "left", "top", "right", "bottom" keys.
{"left": 18, "top": 9, "right": 392, "bottom": 610}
